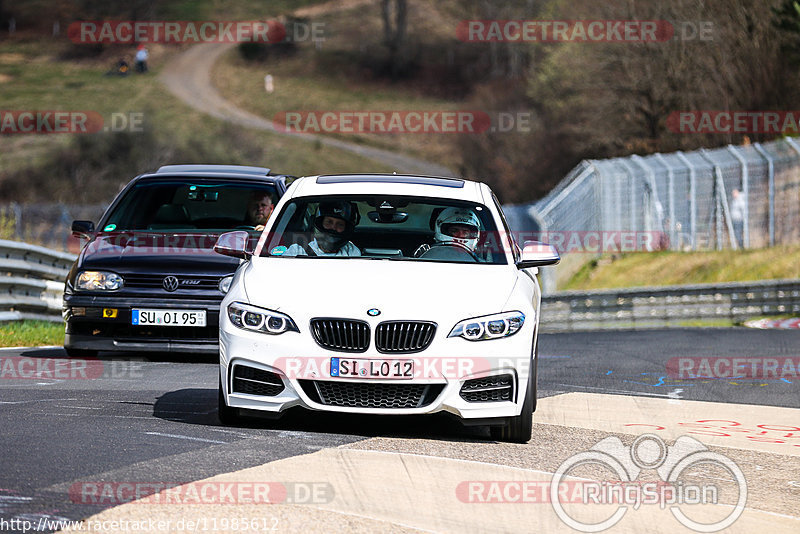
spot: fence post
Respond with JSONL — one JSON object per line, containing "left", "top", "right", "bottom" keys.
{"left": 753, "top": 143, "right": 775, "bottom": 246}
{"left": 618, "top": 160, "right": 638, "bottom": 231}
{"left": 675, "top": 152, "right": 697, "bottom": 250}
{"left": 10, "top": 202, "right": 22, "bottom": 241}
{"left": 726, "top": 145, "right": 749, "bottom": 248}
{"left": 654, "top": 154, "right": 677, "bottom": 250}
{"left": 786, "top": 137, "right": 800, "bottom": 159}
{"left": 700, "top": 149, "right": 737, "bottom": 250}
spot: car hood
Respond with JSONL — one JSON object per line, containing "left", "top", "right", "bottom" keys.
{"left": 242, "top": 258, "right": 519, "bottom": 322}
{"left": 80, "top": 232, "right": 239, "bottom": 274}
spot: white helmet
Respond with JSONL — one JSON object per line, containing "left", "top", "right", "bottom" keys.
{"left": 434, "top": 207, "right": 480, "bottom": 251}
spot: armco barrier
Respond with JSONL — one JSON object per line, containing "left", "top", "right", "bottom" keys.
{"left": 0, "top": 239, "right": 76, "bottom": 322}
{"left": 540, "top": 279, "right": 800, "bottom": 331}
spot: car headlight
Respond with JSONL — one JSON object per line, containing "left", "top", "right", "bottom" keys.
{"left": 218, "top": 275, "right": 233, "bottom": 294}
{"left": 75, "top": 271, "right": 123, "bottom": 291}
{"left": 227, "top": 302, "right": 299, "bottom": 335}
{"left": 448, "top": 311, "right": 525, "bottom": 341}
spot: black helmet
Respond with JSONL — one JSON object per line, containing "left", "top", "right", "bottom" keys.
{"left": 313, "top": 201, "right": 359, "bottom": 251}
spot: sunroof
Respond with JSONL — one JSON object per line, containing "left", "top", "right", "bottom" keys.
{"left": 316, "top": 174, "right": 464, "bottom": 188}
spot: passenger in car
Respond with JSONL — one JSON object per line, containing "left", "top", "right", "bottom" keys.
{"left": 284, "top": 201, "right": 361, "bottom": 257}
{"left": 245, "top": 190, "right": 275, "bottom": 230}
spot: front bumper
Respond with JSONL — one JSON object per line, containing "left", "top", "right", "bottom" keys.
{"left": 63, "top": 294, "right": 221, "bottom": 354}
{"left": 219, "top": 322, "right": 535, "bottom": 420}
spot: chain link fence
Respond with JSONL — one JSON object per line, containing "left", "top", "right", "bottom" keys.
{"left": 0, "top": 203, "right": 106, "bottom": 253}
{"left": 529, "top": 139, "right": 800, "bottom": 292}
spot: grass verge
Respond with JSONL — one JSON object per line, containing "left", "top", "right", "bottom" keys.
{"left": 0, "top": 321, "right": 64, "bottom": 347}
{"left": 210, "top": 1, "right": 464, "bottom": 170}
{"left": 0, "top": 35, "right": 392, "bottom": 203}
{"left": 562, "top": 245, "right": 800, "bottom": 290}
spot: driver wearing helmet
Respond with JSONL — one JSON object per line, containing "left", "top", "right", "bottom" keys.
{"left": 284, "top": 201, "right": 361, "bottom": 257}
{"left": 414, "top": 207, "right": 481, "bottom": 257}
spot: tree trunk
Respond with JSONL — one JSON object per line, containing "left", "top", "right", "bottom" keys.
{"left": 381, "top": 0, "right": 407, "bottom": 80}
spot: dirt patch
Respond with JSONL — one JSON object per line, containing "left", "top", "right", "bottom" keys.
{"left": 0, "top": 53, "right": 25, "bottom": 64}
{"left": 0, "top": 74, "right": 12, "bottom": 83}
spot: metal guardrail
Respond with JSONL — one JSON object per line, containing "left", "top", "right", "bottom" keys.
{"left": 2, "top": 238, "right": 797, "bottom": 331}
{"left": 540, "top": 279, "right": 800, "bottom": 331}
{"left": 0, "top": 239, "right": 76, "bottom": 322}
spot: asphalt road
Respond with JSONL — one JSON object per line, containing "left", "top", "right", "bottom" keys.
{"left": 0, "top": 328, "right": 798, "bottom": 532}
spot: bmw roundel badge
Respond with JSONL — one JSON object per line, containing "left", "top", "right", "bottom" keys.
{"left": 367, "top": 308, "right": 381, "bottom": 317}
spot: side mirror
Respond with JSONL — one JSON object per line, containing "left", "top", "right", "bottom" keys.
{"left": 516, "top": 241, "right": 560, "bottom": 269}
{"left": 71, "top": 220, "right": 95, "bottom": 239}
{"left": 214, "top": 231, "right": 253, "bottom": 259}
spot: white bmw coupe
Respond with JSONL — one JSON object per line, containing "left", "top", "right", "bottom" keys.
{"left": 213, "top": 174, "right": 559, "bottom": 442}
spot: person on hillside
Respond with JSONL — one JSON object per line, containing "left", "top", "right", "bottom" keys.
{"left": 135, "top": 45, "right": 149, "bottom": 73}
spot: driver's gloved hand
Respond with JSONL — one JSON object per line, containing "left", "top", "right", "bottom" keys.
{"left": 412, "top": 243, "right": 431, "bottom": 258}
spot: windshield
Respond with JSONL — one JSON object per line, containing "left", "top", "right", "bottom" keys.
{"left": 260, "top": 195, "right": 508, "bottom": 265}
{"left": 100, "top": 179, "right": 277, "bottom": 232}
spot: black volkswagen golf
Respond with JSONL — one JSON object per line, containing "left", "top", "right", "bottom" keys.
{"left": 63, "top": 165, "right": 294, "bottom": 356}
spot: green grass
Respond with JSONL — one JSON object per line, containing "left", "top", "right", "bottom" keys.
{"left": 0, "top": 321, "right": 65, "bottom": 347}
{"left": 0, "top": 35, "right": 393, "bottom": 195}
{"left": 562, "top": 245, "right": 800, "bottom": 290}
{"left": 210, "top": 2, "right": 465, "bottom": 168}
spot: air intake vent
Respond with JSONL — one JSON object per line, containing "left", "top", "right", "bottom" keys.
{"left": 299, "top": 380, "right": 444, "bottom": 409}
{"left": 375, "top": 321, "right": 436, "bottom": 353}
{"left": 232, "top": 365, "right": 284, "bottom": 397}
{"left": 460, "top": 374, "right": 514, "bottom": 403}
{"left": 310, "top": 318, "right": 370, "bottom": 352}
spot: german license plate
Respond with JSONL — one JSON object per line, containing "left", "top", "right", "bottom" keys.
{"left": 132, "top": 309, "right": 207, "bottom": 327}
{"left": 330, "top": 357, "right": 414, "bottom": 379}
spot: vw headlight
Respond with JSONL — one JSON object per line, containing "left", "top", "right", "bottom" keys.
{"left": 75, "top": 271, "right": 123, "bottom": 291}
{"left": 448, "top": 311, "right": 525, "bottom": 341}
{"left": 218, "top": 275, "right": 233, "bottom": 294}
{"left": 227, "top": 302, "right": 298, "bottom": 335}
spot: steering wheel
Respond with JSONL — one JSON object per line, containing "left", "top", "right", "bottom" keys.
{"left": 234, "top": 225, "right": 256, "bottom": 231}
{"left": 419, "top": 242, "right": 480, "bottom": 262}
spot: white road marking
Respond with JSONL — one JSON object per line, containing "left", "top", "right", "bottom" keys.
{"left": 0, "top": 398, "right": 78, "bottom": 405}
{"left": 144, "top": 432, "right": 227, "bottom": 444}
{"left": 554, "top": 383, "right": 684, "bottom": 399}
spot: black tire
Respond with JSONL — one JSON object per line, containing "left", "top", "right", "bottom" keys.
{"left": 64, "top": 347, "right": 98, "bottom": 358}
{"left": 217, "top": 376, "right": 241, "bottom": 426}
{"left": 490, "top": 364, "right": 534, "bottom": 443}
